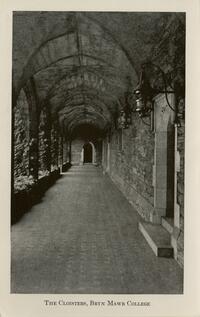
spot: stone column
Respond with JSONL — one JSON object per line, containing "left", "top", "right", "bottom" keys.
{"left": 80, "top": 148, "right": 84, "bottom": 165}
{"left": 103, "top": 138, "right": 108, "bottom": 171}
{"left": 38, "top": 107, "right": 52, "bottom": 176}
{"left": 58, "top": 135, "right": 63, "bottom": 168}
{"left": 24, "top": 79, "right": 39, "bottom": 181}
{"left": 101, "top": 140, "right": 104, "bottom": 170}
{"left": 91, "top": 143, "right": 96, "bottom": 164}
{"left": 62, "top": 138, "right": 68, "bottom": 164}
{"left": 51, "top": 119, "right": 59, "bottom": 170}
{"left": 45, "top": 108, "right": 51, "bottom": 173}
{"left": 69, "top": 140, "right": 72, "bottom": 164}
{"left": 106, "top": 137, "right": 110, "bottom": 173}
{"left": 151, "top": 93, "right": 175, "bottom": 224}
{"left": 174, "top": 123, "right": 181, "bottom": 228}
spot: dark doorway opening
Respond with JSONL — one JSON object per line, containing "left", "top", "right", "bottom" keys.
{"left": 83, "top": 143, "right": 93, "bottom": 163}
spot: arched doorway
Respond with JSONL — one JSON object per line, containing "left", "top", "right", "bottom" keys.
{"left": 83, "top": 143, "right": 93, "bottom": 163}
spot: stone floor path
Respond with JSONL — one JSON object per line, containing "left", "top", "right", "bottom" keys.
{"left": 11, "top": 165, "right": 183, "bottom": 294}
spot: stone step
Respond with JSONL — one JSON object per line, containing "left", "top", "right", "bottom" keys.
{"left": 139, "top": 222, "right": 173, "bottom": 258}
{"left": 161, "top": 217, "right": 174, "bottom": 235}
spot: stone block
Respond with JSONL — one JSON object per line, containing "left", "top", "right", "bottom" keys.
{"left": 155, "top": 150, "right": 167, "bottom": 165}
{"left": 155, "top": 169, "right": 167, "bottom": 189}
{"left": 154, "top": 188, "right": 167, "bottom": 208}
{"left": 139, "top": 222, "right": 173, "bottom": 258}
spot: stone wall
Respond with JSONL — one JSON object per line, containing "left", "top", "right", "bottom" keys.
{"left": 71, "top": 139, "right": 83, "bottom": 165}
{"left": 95, "top": 141, "right": 103, "bottom": 166}
{"left": 104, "top": 96, "right": 185, "bottom": 268}
{"left": 63, "top": 139, "right": 70, "bottom": 164}
{"left": 106, "top": 113, "right": 155, "bottom": 221}
{"left": 71, "top": 138, "right": 102, "bottom": 165}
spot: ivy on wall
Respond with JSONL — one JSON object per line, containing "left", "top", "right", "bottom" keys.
{"left": 38, "top": 109, "right": 51, "bottom": 178}
{"left": 14, "top": 89, "right": 30, "bottom": 178}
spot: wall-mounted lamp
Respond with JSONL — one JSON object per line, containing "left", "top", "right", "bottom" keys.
{"left": 133, "top": 62, "right": 185, "bottom": 127}
{"left": 134, "top": 66, "right": 154, "bottom": 117}
{"left": 134, "top": 62, "right": 177, "bottom": 118}
{"left": 118, "top": 109, "right": 131, "bottom": 129}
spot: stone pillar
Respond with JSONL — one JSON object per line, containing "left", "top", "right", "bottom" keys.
{"left": 45, "top": 108, "right": 51, "bottom": 173}
{"left": 24, "top": 79, "right": 39, "bottom": 181}
{"left": 174, "top": 123, "right": 181, "bottom": 228}
{"left": 103, "top": 138, "right": 108, "bottom": 171}
{"left": 92, "top": 145, "right": 96, "bottom": 164}
{"left": 101, "top": 140, "right": 105, "bottom": 170}
{"left": 29, "top": 136, "right": 38, "bottom": 180}
{"left": 151, "top": 93, "right": 175, "bottom": 224}
{"left": 69, "top": 140, "right": 72, "bottom": 164}
{"left": 80, "top": 148, "right": 84, "bottom": 165}
{"left": 38, "top": 107, "right": 52, "bottom": 176}
{"left": 51, "top": 119, "right": 59, "bottom": 171}
{"left": 171, "top": 101, "right": 185, "bottom": 267}
{"left": 106, "top": 137, "right": 110, "bottom": 173}
{"left": 62, "top": 138, "right": 68, "bottom": 164}
{"left": 58, "top": 135, "right": 63, "bottom": 168}
{"left": 102, "top": 140, "right": 104, "bottom": 169}
{"left": 89, "top": 142, "right": 96, "bottom": 165}
{"left": 171, "top": 123, "right": 181, "bottom": 260}
{"left": 13, "top": 89, "right": 30, "bottom": 178}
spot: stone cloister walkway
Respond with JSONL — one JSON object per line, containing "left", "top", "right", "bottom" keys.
{"left": 11, "top": 165, "right": 183, "bottom": 294}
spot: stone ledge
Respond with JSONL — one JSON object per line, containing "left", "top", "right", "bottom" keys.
{"left": 139, "top": 222, "right": 174, "bottom": 258}
{"left": 161, "top": 217, "right": 174, "bottom": 235}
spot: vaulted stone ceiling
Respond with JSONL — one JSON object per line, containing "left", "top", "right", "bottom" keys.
{"left": 13, "top": 11, "right": 182, "bottom": 136}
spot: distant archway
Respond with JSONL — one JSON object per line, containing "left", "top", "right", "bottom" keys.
{"left": 81, "top": 142, "right": 96, "bottom": 164}
{"left": 83, "top": 143, "right": 93, "bottom": 163}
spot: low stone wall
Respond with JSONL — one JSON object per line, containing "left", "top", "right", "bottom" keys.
{"left": 71, "top": 139, "right": 83, "bottom": 164}
{"left": 11, "top": 169, "right": 61, "bottom": 225}
{"left": 62, "top": 162, "right": 71, "bottom": 172}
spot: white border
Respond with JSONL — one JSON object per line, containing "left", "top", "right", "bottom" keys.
{"left": 0, "top": 0, "right": 200, "bottom": 316}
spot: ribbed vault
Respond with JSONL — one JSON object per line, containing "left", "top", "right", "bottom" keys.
{"left": 13, "top": 11, "right": 179, "bottom": 136}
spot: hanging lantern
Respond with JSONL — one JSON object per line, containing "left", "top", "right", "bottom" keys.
{"left": 118, "top": 110, "right": 130, "bottom": 129}
{"left": 134, "top": 67, "right": 153, "bottom": 117}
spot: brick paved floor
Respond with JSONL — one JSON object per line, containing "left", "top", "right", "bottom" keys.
{"left": 11, "top": 165, "right": 183, "bottom": 294}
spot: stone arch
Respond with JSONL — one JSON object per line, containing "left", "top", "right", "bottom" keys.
{"left": 81, "top": 142, "right": 96, "bottom": 165}
{"left": 15, "top": 13, "right": 137, "bottom": 95}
